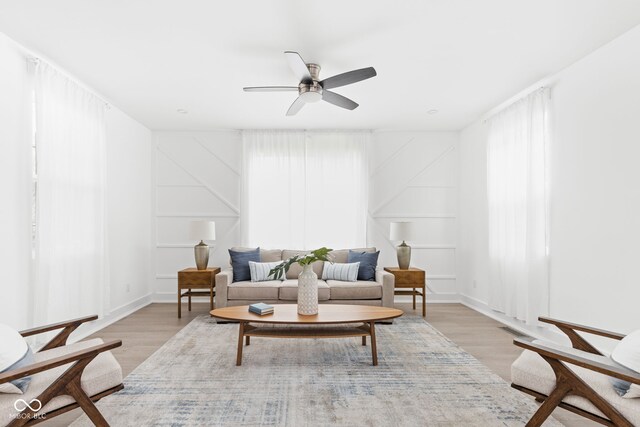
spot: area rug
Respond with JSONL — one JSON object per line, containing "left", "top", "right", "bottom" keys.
{"left": 71, "top": 316, "right": 560, "bottom": 426}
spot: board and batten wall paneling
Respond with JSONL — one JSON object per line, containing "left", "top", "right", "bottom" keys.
{"left": 368, "top": 131, "right": 458, "bottom": 301}
{"left": 153, "top": 131, "right": 241, "bottom": 301}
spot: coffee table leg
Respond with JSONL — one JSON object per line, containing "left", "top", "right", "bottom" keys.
{"left": 246, "top": 336, "right": 250, "bottom": 346}
{"left": 362, "top": 336, "right": 366, "bottom": 346}
{"left": 236, "top": 322, "right": 245, "bottom": 366}
{"left": 369, "top": 322, "right": 378, "bottom": 366}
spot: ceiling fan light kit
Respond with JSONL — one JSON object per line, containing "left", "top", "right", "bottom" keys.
{"left": 243, "top": 51, "right": 377, "bottom": 116}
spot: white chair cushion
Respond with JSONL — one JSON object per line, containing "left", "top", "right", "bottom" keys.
{"left": 0, "top": 324, "right": 31, "bottom": 394}
{"left": 612, "top": 329, "right": 640, "bottom": 398}
{"left": 512, "top": 347, "right": 640, "bottom": 425}
{"left": 0, "top": 338, "right": 122, "bottom": 425}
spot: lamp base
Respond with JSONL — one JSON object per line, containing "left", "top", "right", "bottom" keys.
{"left": 397, "top": 241, "right": 411, "bottom": 270}
{"left": 194, "top": 241, "right": 210, "bottom": 270}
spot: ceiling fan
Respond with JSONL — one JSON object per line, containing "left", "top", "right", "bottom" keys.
{"left": 243, "top": 51, "right": 377, "bottom": 116}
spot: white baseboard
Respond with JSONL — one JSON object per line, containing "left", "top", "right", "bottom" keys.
{"left": 459, "top": 293, "right": 563, "bottom": 342}
{"left": 69, "top": 293, "right": 154, "bottom": 343}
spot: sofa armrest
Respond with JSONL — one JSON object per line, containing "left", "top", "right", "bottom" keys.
{"left": 376, "top": 269, "right": 395, "bottom": 308}
{"left": 215, "top": 268, "right": 233, "bottom": 308}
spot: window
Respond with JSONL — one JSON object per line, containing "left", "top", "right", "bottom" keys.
{"left": 241, "top": 131, "right": 369, "bottom": 249}
{"left": 486, "top": 87, "right": 550, "bottom": 325}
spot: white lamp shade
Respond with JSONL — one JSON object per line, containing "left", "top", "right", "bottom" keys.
{"left": 389, "top": 222, "right": 414, "bottom": 242}
{"left": 189, "top": 220, "right": 216, "bottom": 241}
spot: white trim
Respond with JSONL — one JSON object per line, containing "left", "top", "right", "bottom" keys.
{"left": 156, "top": 213, "right": 240, "bottom": 218}
{"left": 459, "top": 293, "right": 563, "bottom": 342}
{"left": 369, "top": 136, "right": 415, "bottom": 177}
{"left": 412, "top": 245, "right": 456, "bottom": 250}
{"left": 67, "top": 293, "right": 153, "bottom": 343}
{"left": 156, "top": 146, "right": 240, "bottom": 214}
{"left": 371, "top": 145, "right": 456, "bottom": 214}
{"left": 372, "top": 214, "right": 457, "bottom": 219}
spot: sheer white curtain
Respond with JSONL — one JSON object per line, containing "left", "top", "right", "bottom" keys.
{"left": 241, "top": 130, "right": 369, "bottom": 249}
{"left": 486, "top": 88, "right": 550, "bottom": 325}
{"left": 33, "top": 60, "right": 109, "bottom": 326}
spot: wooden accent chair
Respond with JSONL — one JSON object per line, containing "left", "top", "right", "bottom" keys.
{"left": 0, "top": 315, "right": 123, "bottom": 426}
{"left": 511, "top": 317, "right": 640, "bottom": 426}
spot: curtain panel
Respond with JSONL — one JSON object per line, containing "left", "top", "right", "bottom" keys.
{"left": 33, "top": 61, "right": 109, "bottom": 326}
{"left": 241, "top": 130, "right": 369, "bottom": 249}
{"left": 486, "top": 88, "right": 550, "bottom": 325}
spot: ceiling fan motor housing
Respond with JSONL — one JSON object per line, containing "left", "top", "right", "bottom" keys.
{"left": 299, "top": 63, "right": 322, "bottom": 102}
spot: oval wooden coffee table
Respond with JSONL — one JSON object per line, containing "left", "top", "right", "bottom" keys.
{"left": 210, "top": 304, "right": 403, "bottom": 366}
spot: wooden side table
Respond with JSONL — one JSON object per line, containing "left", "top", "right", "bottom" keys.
{"left": 384, "top": 267, "right": 426, "bottom": 317}
{"left": 177, "top": 267, "right": 221, "bottom": 318}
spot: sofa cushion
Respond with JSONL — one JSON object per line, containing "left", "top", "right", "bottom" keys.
{"left": 347, "top": 250, "right": 380, "bottom": 281}
{"left": 227, "top": 281, "right": 281, "bottom": 300}
{"left": 248, "top": 261, "right": 283, "bottom": 282}
{"left": 281, "top": 250, "right": 323, "bottom": 279}
{"left": 230, "top": 247, "right": 283, "bottom": 263}
{"left": 322, "top": 262, "right": 360, "bottom": 282}
{"left": 329, "top": 247, "right": 377, "bottom": 264}
{"left": 279, "top": 280, "right": 330, "bottom": 301}
{"left": 229, "top": 247, "right": 260, "bottom": 282}
{"left": 326, "top": 280, "right": 383, "bottom": 300}
{"left": 0, "top": 338, "right": 122, "bottom": 425}
{"left": 511, "top": 346, "right": 640, "bottom": 425}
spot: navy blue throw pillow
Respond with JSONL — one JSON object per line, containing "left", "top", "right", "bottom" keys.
{"left": 229, "top": 247, "right": 260, "bottom": 282}
{"left": 347, "top": 250, "right": 380, "bottom": 281}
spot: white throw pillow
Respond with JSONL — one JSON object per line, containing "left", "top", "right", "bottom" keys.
{"left": 0, "top": 324, "right": 33, "bottom": 394}
{"left": 322, "top": 262, "right": 360, "bottom": 282}
{"left": 249, "top": 261, "right": 283, "bottom": 282}
{"left": 611, "top": 329, "right": 640, "bottom": 398}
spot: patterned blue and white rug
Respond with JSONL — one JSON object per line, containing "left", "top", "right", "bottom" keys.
{"left": 71, "top": 315, "right": 560, "bottom": 426}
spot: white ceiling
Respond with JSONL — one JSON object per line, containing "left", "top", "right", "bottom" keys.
{"left": 1, "top": 1, "right": 639, "bottom": 131}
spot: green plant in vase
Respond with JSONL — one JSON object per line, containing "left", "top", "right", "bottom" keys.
{"left": 269, "top": 247, "right": 334, "bottom": 280}
{"left": 270, "top": 247, "right": 333, "bottom": 315}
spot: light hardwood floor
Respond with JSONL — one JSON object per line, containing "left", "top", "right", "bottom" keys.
{"left": 42, "top": 303, "right": 595, "bottom": 426}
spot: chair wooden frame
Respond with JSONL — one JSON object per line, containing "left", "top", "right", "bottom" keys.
{"left": 0, "top": 315, "right": 123, "bottom": 427}
{"left": 512, "top": 316, "right": 640, "bottom": 427}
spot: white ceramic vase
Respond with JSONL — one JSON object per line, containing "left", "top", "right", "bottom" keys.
{"left": 297, "top": 264, "right": 319, "bottom": 315}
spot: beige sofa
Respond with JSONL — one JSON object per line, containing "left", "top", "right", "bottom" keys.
{"left": 215, "top": 247, "right": 395, "bottom": 309}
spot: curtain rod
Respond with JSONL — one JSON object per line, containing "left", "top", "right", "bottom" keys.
{"left": 26, "top": 55, "right": 111, "bottom": 109}
{"left": 482, "top": 86, "right": 548, "bottom": 124}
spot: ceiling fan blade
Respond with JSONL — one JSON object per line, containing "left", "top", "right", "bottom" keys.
{"left": 320, "top": 67, "right": 377, "bottom": 90}
{"left": 285, "top": 51, "right": 312, "bottom": 83}
{"left": 243, "top": 86, "right": 298, "bottom": 92}
{"left": 322, "top": 90, "right": 359, "bottom": 110}
{"left": 286, "top": 96, "right": 306, "bottom": 116}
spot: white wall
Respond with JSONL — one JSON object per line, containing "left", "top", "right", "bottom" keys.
{"left": 369, "top": 131, "right": 459, "bottom": 301}
{"left": 0, "top": 33, "right": 33, "bottom": 329}
{"left": 153, "top": 131, "right": 241, "bottom": 301}
{"left": 458, "top": 24, "right": 640, "bottom": 336}
{"left": 153, "top": 130, "right": 458, "bottom": 302}
{"left": 105, "top": 107, "right": 153, "bottom": 316}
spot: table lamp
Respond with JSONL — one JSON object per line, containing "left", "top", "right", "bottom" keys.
{"left": 189, "top": 220, "right": 216, "bottom": 270}
{"left": 390, "top": 222, "right": 414, "bottom": 269}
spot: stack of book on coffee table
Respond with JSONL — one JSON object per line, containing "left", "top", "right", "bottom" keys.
{"left": 248, "top": 302, "right": 274, "bottom": 315}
